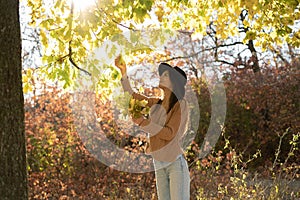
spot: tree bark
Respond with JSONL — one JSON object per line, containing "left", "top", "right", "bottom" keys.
{"left": 0, "top": 0, "right": 28, "bottom": 199}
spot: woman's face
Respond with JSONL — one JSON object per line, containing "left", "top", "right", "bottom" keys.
{"left": 159, "top": 70, "right": 173, "bottom": 91}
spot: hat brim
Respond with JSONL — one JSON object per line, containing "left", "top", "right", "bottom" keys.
{"left": 158, "top": 63, "right": 173, "bottom": 76}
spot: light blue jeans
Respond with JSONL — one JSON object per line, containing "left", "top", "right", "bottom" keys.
{"left": 154, "top": 155, "right": 190, "bottom": 200}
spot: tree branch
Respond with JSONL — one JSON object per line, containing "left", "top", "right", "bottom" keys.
{"left": 160, "top": 41, "right": 245, "bottom": 62}
{"left": 68, "top": 44, "right": 91, "bottom": 76}
{"left": 216, "top": 59, "right": 234, "bottom": 66}
{"left": 64, "top": 0, "right": 91, "bottom": 76}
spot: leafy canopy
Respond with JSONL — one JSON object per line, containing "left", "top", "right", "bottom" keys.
{"left": 26, "top": 0, "right": 300, "bottom": 89}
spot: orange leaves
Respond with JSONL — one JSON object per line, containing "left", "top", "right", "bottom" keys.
{"left": 25, "top": 84, "right": 158, "bottom": 199}
{"left": 175, "top": 60, "right": 185, "bottom": 67}
{"left": 222, "top": 64, "right": 300, "bottom": 168}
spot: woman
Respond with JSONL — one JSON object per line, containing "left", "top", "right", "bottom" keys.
{"left": 115, "top": 56, "right": 190, "bottom": 200}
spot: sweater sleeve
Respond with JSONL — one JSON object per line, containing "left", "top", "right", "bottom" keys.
{"left": 120, "top": 76, "right": 134, "bottom": 95}
{"left": 140, "top": 99, "right": 189, "bottom": 141}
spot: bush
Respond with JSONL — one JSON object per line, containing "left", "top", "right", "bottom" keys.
{"left": 191, "top": 64, "right": 300, "bottom": 169}
{"left": 25, "top": 63, "right": 299, "bottom": 199}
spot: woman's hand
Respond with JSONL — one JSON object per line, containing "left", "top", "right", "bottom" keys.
{"left": 114, "top": 55, "right": 127, "bottom": 76}
{"left": 132, "top": 116, "right": 150, "bottom": 127}
{"left": 132, "top": 116, "right": 144, "bottom": 126}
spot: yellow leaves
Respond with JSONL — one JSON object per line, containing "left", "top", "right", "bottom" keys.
{"left": 128, "top": 98, "right": 150, "bottom": 119}
{"left": 54, "top": 0, "right": 63, "bottom": 9}
{"left": 155, "top": 5, "right": 164, "bottom": 22}
{"left": 39, "top": 29, "right": 48, "bottom": 50}
{"left": 243, "top": 30, "right": 257, "bottom": 44}
{"left": 270, "top": 31, "right": 277, "bottom": 40}
{"left": 201, "top": 1, "right": 241, "bottom": 39}
{"left": 243, "top": 20, "right": 250, "bottom": 29}
{"left": 254, "top": 37, "right": 268, "bottom": 51}
{"left": 27, "top": 0, "right": 46, "bottom": 26}
{"left": 26, "top": 0, "right": 300, "bottom": 93}
{"left": 23, "top": 82, "right": 32, "bottom": 94}
{"left": 23, "top": 68, "right": 34, "bottom": 94}
{"left": 289, "top": 30, "right": 300, "bottom": 47}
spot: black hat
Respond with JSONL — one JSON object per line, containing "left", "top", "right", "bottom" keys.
{"left": 158, "top": 63, "right": 187, "bottom": 85}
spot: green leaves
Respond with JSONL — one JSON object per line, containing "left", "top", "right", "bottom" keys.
{"left": 27, "top": 0, "right": 300, "bottom": 93}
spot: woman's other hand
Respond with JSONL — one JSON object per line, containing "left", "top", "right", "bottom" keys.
{"left": 115, "top": 55, "right": 127, "bottom": 75}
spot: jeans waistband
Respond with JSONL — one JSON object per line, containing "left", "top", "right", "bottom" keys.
{"left": 176, "top": 154, "right": 184, "bottom": 160}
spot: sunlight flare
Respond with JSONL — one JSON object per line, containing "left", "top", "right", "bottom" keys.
{"left": 72, "top": 0, "right": 96, "bottom": 10}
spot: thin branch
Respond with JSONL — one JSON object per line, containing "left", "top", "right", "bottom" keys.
{"left": 161, "top": 55, "right": 198, "bottom": 62}
{"left": 177, "top": 30, "right": 193, "bottom": 35}
{"left": 161, "top": 41, "right": 245, "bottom": 62}
{"left": 68, "top": 41, "right": 91, "bottom": 76}
{"left": 68, "top": 55, "right": 91, "bottom": 76}
{"left": 216, "top": 59, "right": 235, "bottom": 66}
{"left": 67, "top": 0, "right": 91, "bottom": 76}
{"left": 112, "top": 18, "right": 137, "bottom": 31}
{"left": 40, "top": 52, "right": 91, "bottom": 76}
{"left": 239, "top": 9, "right": 249, "bottom": 33}
{"left": 218, "top": 42, "right": 245, "bottom": 48}
{"left": 190, "top": 62, "right": 199, "bottom": 79}
{"left": 272, "top": 48, "right": 291, "bottom": 67}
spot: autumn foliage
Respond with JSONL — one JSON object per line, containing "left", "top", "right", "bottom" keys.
{"left": 222, "top": 64, "right": 299, "bottom": 169}
{"left": 25, "top": 86, "right": 153, "bottom": 199}
{"left": 25, "top": 62, "right": 299, "bottom": 199}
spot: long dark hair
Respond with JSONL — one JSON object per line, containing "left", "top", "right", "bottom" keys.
{"left": 156, "top": 92, "right": 178, "bottom": 114}
{"left": 158, "top": 81, "right": 185, "bottom": 114}
{"left": 168, "top": 92, "right": 179, "bottom": 113}
{"left": 167, "top": 69, "right": 186, "bottom": 113}
{"left": 157, "top": 63, "right": 187, "bottom": 113}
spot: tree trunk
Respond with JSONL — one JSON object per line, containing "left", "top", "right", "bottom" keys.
{"left": 0, "top": 0, "right": 28, "bottom": 199}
